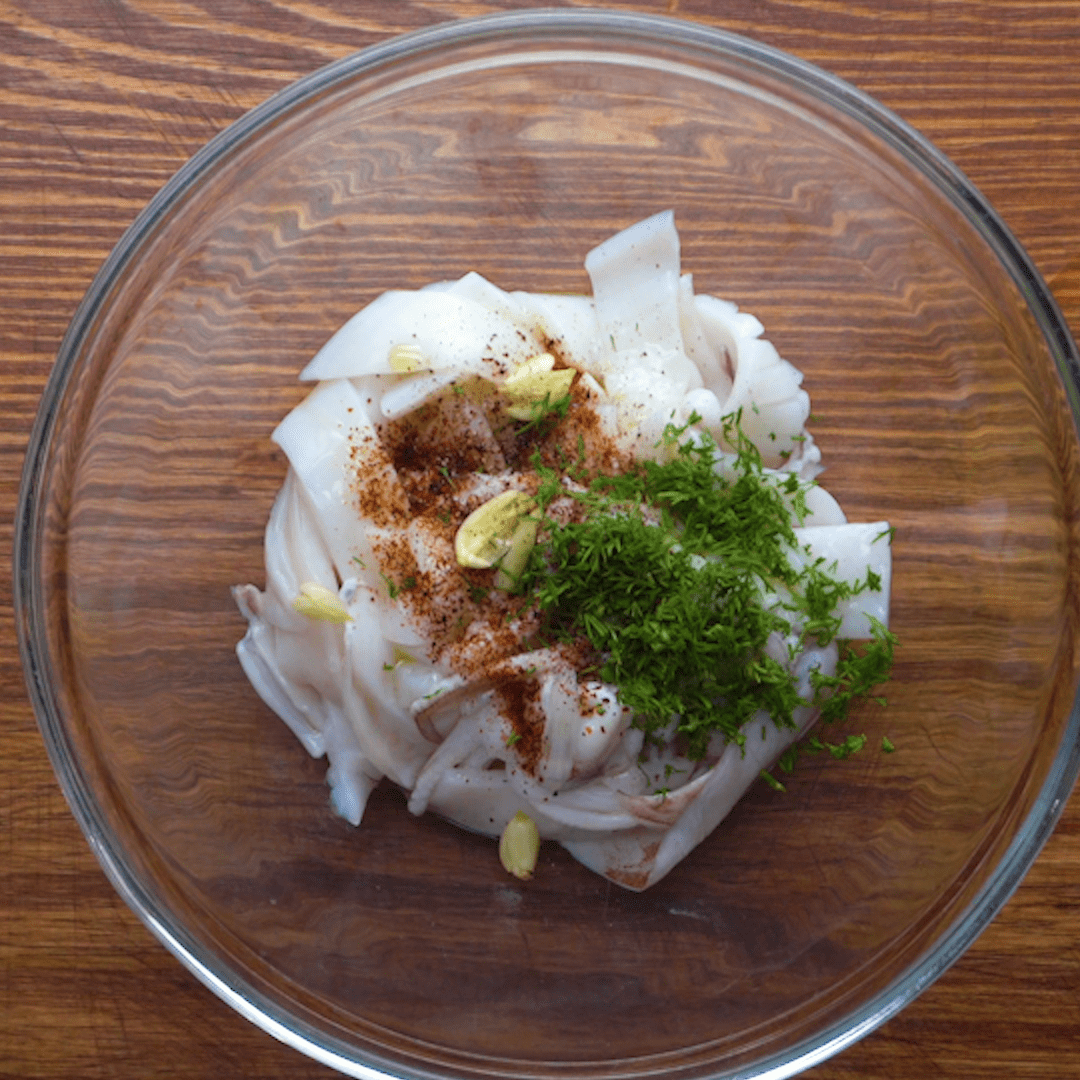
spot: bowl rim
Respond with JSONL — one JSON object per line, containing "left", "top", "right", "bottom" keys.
{"left": 14, "top": 8, "right": 1080, "bottom": 1080}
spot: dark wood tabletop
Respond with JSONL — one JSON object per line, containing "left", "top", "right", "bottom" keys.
{"left": 2, "top": 2, "right": 1078, "bottom": 1077}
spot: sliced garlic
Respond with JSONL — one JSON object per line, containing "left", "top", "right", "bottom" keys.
{"left": 499, "top": 810, "right": 540, "bottom": 881}
{"left": 503, "top": 368, "right": 576, "bottom": 421}
{"left": 503, "top": 352, "right": 556, "bottom": 388}
{"left": 494, "top": 514, "right": 540, "bottom": 590}
{"left": 293, "top": 581, "right": 352, "bottom": 623}
{"left": 454, "top": 490, "right": 536, "bottom": 569}
{"left": 388, "top": 343, "right": 425, "bottom": 373}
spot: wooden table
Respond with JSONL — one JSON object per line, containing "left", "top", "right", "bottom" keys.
{"left": 2, "top": 2, "right": 1078, "bottom": 1076}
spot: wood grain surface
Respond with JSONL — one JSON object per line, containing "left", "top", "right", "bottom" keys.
{"left": 3, "top": 2, "right": 1079, "bottom": 1078}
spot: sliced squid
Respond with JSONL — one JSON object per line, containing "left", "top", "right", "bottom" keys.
{"left": 585, "top": 209, "right": 684, "bottom": 354}
{"left": 301, "top": 289, "right": 546, "bottom": 386}
{"left": 234, "top": 212, "right": 893, "bottom": 891}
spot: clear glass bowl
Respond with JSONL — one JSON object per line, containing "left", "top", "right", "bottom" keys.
{"left": 15, "top": 10, "right": 1080, "bottom": 1080}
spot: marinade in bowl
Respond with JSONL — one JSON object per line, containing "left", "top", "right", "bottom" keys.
{"left": 16, "top": 10, "right": 1080, "bottom": 1080}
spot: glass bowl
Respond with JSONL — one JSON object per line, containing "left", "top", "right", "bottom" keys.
{"left": 15, "top": 10, "right": 1080, "bottom": 1080}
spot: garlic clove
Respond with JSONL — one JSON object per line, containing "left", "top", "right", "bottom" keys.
{"left": 499, "top": 811, "right": 540, "bottom": 881}
{"left": 293, "top": 581, "right": 352, "bottom": 623}
{"left": 454, "top": 490, "right": 536, "bottom": 569}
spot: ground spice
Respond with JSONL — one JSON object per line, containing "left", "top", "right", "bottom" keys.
{"left": 493, "top": 674, "right": 544, "bottom": 775}
{"left": 346, "top": 368, "right": 628, "bottom": 693}
{"left": 349, "top": 431, "right": 411, "bottom": 528}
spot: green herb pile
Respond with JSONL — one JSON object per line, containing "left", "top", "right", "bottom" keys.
{"left": 516, "top": 413, "right": 895, "bottom": 774}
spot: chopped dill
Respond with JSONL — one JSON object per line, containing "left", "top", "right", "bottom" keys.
{"left": 759, "top": 770, "right": 786, "bottom": 793}
{"left": 515, "top": 390, "right": 572, "bottom": 436}
{"left": 529, "top": 450, "right": 565, "bottom": 510}
{"left": 777, "top": 745, "right": 799, "bottom": 774}
{"left": 802, "top": 733, "right": 869, "bottom": 760}
{"left": 811, "top": 618, "right": 896, "bottom": 724}
{"left": 514, "top": 412, "right": 895, "bottom": 764}
{"left": 466, "top": 582, "right": 490, "bottom": 604}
